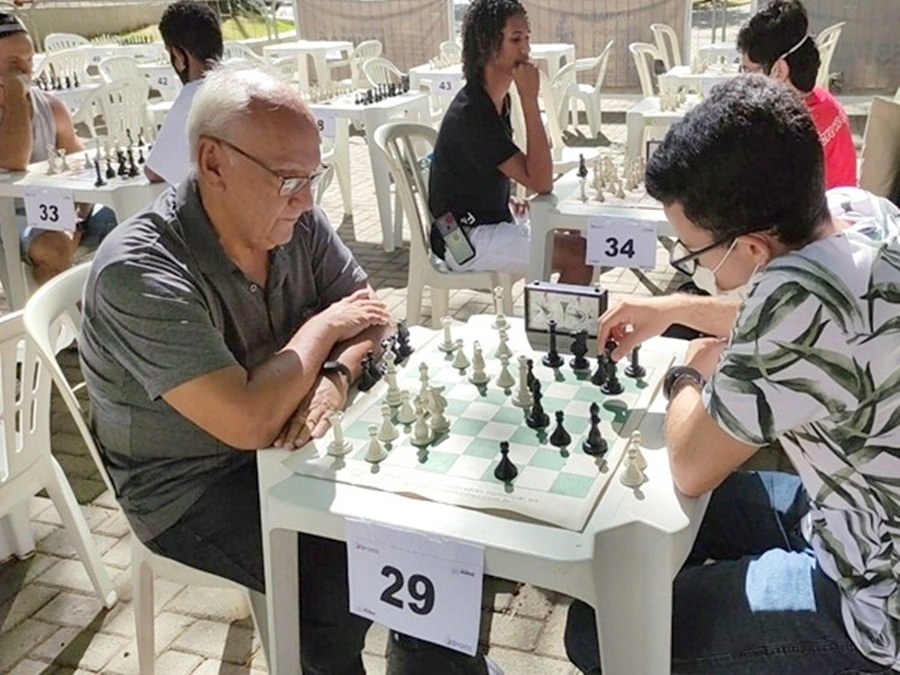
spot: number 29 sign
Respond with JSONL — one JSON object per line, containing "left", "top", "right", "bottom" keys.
{"left": 346, "top": 520, "right": 484, "bottom": 656}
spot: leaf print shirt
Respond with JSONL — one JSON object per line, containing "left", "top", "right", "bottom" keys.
{"left": 704, "top": 187, "right": 900, "bottom": 669}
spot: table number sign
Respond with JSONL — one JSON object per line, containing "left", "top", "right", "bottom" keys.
{"left": 346, "top": 519, "right": 484, "bottom": 656}
{"left": 23, "top": 187, "right": 77, "bottom": 232}
{"left": 316, "top": 111, "right": 336, "bottom": 139}
{"left": 586, "top": 215, "right": 658, "bottom": 269}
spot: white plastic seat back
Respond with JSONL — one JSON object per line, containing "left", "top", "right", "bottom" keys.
{"left": 223, "top": 41, "right": 265, "bottom": 63}
{"left": 859, "top": 96, "right": 900, "bottom": 200}
{"left": 814, "top": 22, "right": 844, "bottom": 90}
{"left": 98, "top": 55, "right": 141, "bottom": 83}
{"left": 629, "top": 42, "right": 661, "bottom": 97}
{"left": 570, "top": 40, "right": 614, "bottom": 136}
{"left": 362, "top": 56, "right": 404, "bottom": 88}
{"left": 44, "top": 32, "right": 90, "bottom": 53}
{"left": 650, "top": 23, "right": 683, "bottom": 70}
{"left": 35, "top": 47, "right": 91, "bottom": 85}
{"left": 546, "top": 61, "right": 576, "bottom": 131}
{"left": 347, "top": 39, "right": 383, "bottom": 89}
{"left": 96, "top": 77, "right": 150, "bottom": 141}
{"left": 439, "top": 41, "right": 461, "bottom": 59}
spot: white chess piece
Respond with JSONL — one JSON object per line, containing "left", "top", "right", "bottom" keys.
{"left": 469, "top": 341, "right": 489, "bottom": 385}
{"left": 417, "top": 363, "right": 431, "bottom": 407}
{"left": 428, "top": 386, "right": 451, "bottom": 433}
{"left": 410, "top": 403, "right": 433, "bottom": 446}
{"left": 58, "top": 148, "right": 69, "bottom": 171}
{"left": 396, "top": 390, "right": 416, "bottom": 425}
{"left": 377, "top": 405, "right": 399, "bottom": 443}
{"left": 492, "top": 286, "right": 508, "bottom": 330}
{"left": 494, "top": 329, "right": 512, "bottom": 359}
{"left": 512, "top": 355, "right": 533, "bottom": 407}
{"left": 495, "top": 354, "right": 516, "bottom": 390}
{"left": 384, "top": 360, "right": 403, "bottom": 407}
{"left": 365, "top": 425, "right": 388, "bottom": 463}
{"left": 326, "top": 411, "right": 353, "bottom": 456}
{"left": 45, "top": 145, "right": 57, "bottom": 175}
{"left": 438, "top": 315, "right": 455, "bottom": 352}
{"left": 451, "top": 338, "right": 470, "bottom": 370}
{"left": 631, "top": 430, "right": 647, "bottom": 471}
{"left": 620, "top": 447, "right": 645, "bottom": 488}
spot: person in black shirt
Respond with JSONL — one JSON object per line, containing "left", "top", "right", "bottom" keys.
{"left": 428, "top": 0, "right": 592, "bottom": 283}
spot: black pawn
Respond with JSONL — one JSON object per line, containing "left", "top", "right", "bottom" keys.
{"left": 365, "top": 349, "right": 383, "bottom": 382}
{"left": 601, "top": 358, "right": 625, "bottom": 395}
{"left": 494, "top": 441, "right": 518, "bottom": 482}
{"left": 577, "top": 153, "right": 588, "bottom": 179}
{"left": 137, "top": 148, "right": 145, "bottom": 165}
{"left": 72, "top": 73, "right": 79, "bottom": 88}
{"left": 549, "top": 411, "right": 571, "bottom": 448}
{"left": 590, "top": 354, "right": 608, "bottom": 387}
{"left": 542, "top": 319, "right": 564, "bottom": 368}
{"left": 117, "top": 152, "right": 127, "bottom": 177}
{"left": 526, "top": 358, "right": 535, "bottom": 391}
{"left": 105, "top": 158, "right": 115, "bottom": 179}
{"left": 127, "top": 148, "right": 139, "bottom": 177}
{"left": 625, "top": 346, "right": 646, "bottom": 378}
{"left": 569, "top": 330, "right": 590, "bottom": 371}
{"left": 582, "top": 403, "right": 608, "bottom": 456}
{"left": 64, "top": 75, "right": 71, "bottom": 89}
{"left": 357, "top": 352, "right": 378, "bottom": 392}
{"left": 395, "top": 319, "right": 414, "bottom": 360}
{"left": 525, "top": 381, "right": 550, "bottom": 429}
{"left": 93, "top": 159, "right": 106, "bottom": 187}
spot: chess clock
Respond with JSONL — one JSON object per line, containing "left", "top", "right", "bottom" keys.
{"left": 524, "top": 281, "right": 608, "bottom": 352}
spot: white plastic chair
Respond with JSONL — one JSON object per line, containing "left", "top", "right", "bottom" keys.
{"left": 650, "top": 23, "right": 683, "bottom": 70}
{"left": 43, "top": 32, "right": 90, "bottom": 53}
{"left": 439, "top": 41, "right": 461, "bottom": 60}
{"left": 859, "top": 96, "right": 900, "bottom": 200}
{"left": 372, "top": 122, "right": 516, "bottom": 327}
{"left": 331, "top": 39, "right": 383, "bottom": 90}
{"left": 270, "top": 55, "right": 299, "bottom": 81}
{"left": 95, "top": 77, "right": 151, "bottom": 141}
{"left": 97, "top": 55, "right": 141, "bottom": 83}
{"left": 629, "top": 42, "right": 662, "bottom": 97}
{"left": 223, "top": 40, "right": 265, "bottom": 63}
{"left": 568, "top": 40, "right": 614, "bottom": 138}
{"left": 0, "top": 310, "right": 117, "bottom": 607}
{"left": 34, "top": 47, "right": 92, "bottom": 86}
{"left": 362, "top": 56, "right": 405, "bottom": 88}
{"left": 814, "top": 22, "right": 845, "bottom": 90}
{"left": 22, "top": 263, "right": 270, "bottom": 675}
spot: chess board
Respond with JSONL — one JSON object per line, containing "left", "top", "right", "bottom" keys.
{"left": 283, "top": 316, "right": 673, "bottom": 531}
{"left": 561, "top": 184, "right": 660, "bottom": 210}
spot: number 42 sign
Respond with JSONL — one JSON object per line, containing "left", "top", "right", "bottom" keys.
{"left": 346, "top": 520, "right": 484, "bottom": 656}
{"left": 585, "top": 215, "right": 658, "bottom": 269}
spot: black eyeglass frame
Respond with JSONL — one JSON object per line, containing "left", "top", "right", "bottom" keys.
{"left": 669, "top": 236, "right": 735, "bottom": 276}
{"left": 208, "top": 136, "right": 328, "bottom": 197}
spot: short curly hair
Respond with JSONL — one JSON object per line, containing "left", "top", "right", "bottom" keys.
{"left": 645, "top": 75, "right": 828, "bottom": 247}
{"left": 159, "top": 0, "right": 223, "bottom": 64}
{"left": 461, "top": 0, "right": 527, "bottom": 84}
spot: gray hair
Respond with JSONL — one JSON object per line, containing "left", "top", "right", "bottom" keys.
{"left": 187, "top": 62, "right": 301, "bottom": 161}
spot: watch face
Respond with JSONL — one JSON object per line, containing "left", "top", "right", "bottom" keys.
{"left": 524, "top": 282, "right": 607, "bottom": 337}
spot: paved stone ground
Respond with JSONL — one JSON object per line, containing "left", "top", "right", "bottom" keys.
{"left": 0, "top": 6, "right": 804, "bottom": 672}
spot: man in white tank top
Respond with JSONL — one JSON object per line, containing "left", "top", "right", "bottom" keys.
{"left": 0, "top": 13, "right": 116, "bottom": 283}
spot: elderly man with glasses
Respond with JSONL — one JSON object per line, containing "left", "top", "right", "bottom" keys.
{"left": 80, "top": 63, "right": 396, "bottom": 672}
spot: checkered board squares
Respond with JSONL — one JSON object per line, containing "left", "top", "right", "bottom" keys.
{"left": 282, "top": 316, "right": 673, "bottom": 531}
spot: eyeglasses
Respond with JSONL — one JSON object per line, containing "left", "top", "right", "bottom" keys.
{"left": 669, "top": 237, "right": 734, "bottom": 276}
{"left": 739, "top": 35, "right": 809, "bottom": 76}
{"left": 210, "top": 136, "right": 328, "bottom": 197}
{"left": 739, "top": 62, "right": 766, "bottom": 75}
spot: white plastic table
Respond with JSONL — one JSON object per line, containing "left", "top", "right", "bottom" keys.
{"left": 531, "top": 43, "right": 577, "bottom": 79}
{"left": 85, "top": 42, "right": 166, "bottom": 67}
{"left": 258, "top": 319, "right": 707, "bottom": 675}
{"left": 697, "top": 41, "right": 740, "bottom": 66}
{"left": 138, "top": 62, "right": 182, "bottom": 102}
{"left": 625, "top": 96, "right": 695, "bottom": 164}
{"left": 0, "top": 154, "right": 165, "bottom": 310}
{"left": 45, "top": 82, "right": 101, "bottom": 113}
{"left": 527, "top": 167, "right": 672, "bottom": 281}
{"left": 263, "top": 40, "right": 353, "bottom": 91}
{"left": 308, "top": 92, "right": 430, "bottom": 251}
{"left": 658, "top": 64, "right": 737, "bottom": 96}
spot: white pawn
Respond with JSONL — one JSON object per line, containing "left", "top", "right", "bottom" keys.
{"left": 365, "top": 424, "right": 388, "bottom": 463}
{"left": 326, "top": 410, "right": 353, "bottom": 456}
{"left": 620, "top": 447, "right": 645, "bottom": 488}
{"left": 377, "top": 405, "right": 399, "bottom": 443}
{"left": 511, "top": 355, "right": 533, "bottom": 408}
{"left": 45, "top": 144, "right": 57, "bottom": 175}
{"left": 396, "top": 390, "right": 416, "bottom": 425}
{"left": 469, "top": 341, "right": 489, "bottom": 385}
{"left": 492, "top": 286, "right": 508, "bottom": 330}
{"left": 438, "top": 315, "right": 455, "bottom": 353}
{"left": 451, "top": 338, "right": 470, "bottom": 370}
{"left": 58, "top": 148, "right": 69, "bottom": 171}
{"left": 494, "top": 329, "right": 512, "bottom": 359}
{"left": 631, "top": 430, "right": 647, "bottom": 471}
{"left": 410, "top": 403, "right": 433, "bottom": 446}
{"left": 495, "top": 354, "right": 516, "bottom": 390}
{"left": 384, "top": 360, "right": 402, "bottom": 407}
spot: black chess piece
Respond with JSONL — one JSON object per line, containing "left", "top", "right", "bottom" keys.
{"left": 357, "top": 352, "right": 379, "bottom": 392}
{"left": 93, "top": 158, "right": 106, "bottom": 187}
{"left": 127, "top": 148, "right": 139, "bottom": 177}
{"left": 105, "top": 158, "right": 115, "bottom": 179}
{"left": 582, "top": 405, "right": 608, "bottom": 456}
{"left": 117, "top": 151, "right": 127, "bottom": 177}
{"left": 569, "top": 330, "right": 590, "bottom": 371}
{"left": 624, "top": 346, "right": 646, "bottom": 378}
{"left": 604, "top": 337, "right": 618, "bottom": 358}
{"left": 601, "top": 358, "right": 625, "bottom": 395}
{"left": 549, "top": 411, "right": 572, "bottom": 448}
{"left": 577, "top": 153, "right": 588, "bottom": 179}
{"left": 525, "top": 381, "right": 550, "bottom": 429}
{"left": 72, "top": 72, "right": 79, "bottom": 88}
{"left": 365, "top": 349, "right": 383, "bottom": 382}
{"left": 137, "top": 130, "right": 145, "bottom": 148}
{"left": 401, "top": 74, "right": 410, "bottom": 92}
{"left": 394, "top": 319, "right": 414, "bottom": 360}
{"left": 126, "top": 128, "right": 134, "bottom": 147}
{"left": 494, "top": 441, "right": 518, "bottom": 482}
{"left": 64, "top": 75, "right": 71, "bottom": 89}
{"left": 526, "top": 358, "right": 535, "bottom": 390}
{"left": 365, "top": 90, "right": 373, "bottom": 105}
{"left": 137, "top": 148, "right": 145, "bottom": 165}
{"left": 590, "top": 354, "right": 608, "bottom": 387}
{"left": 542, "top": 319, "right": 565, "bottom": 368}
{"left": 54, "top": 75, "right": 62, "bottom": 90}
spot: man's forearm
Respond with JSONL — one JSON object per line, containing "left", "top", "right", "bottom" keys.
{"left": 329, "top": 323, "right": 393, "bottom": 382}
{"left": 670, "top": 294, "right": 740, "bottom": 338}
{"left": 520, "top": 97, "right": 553, "bottom": 193}
{"left": 0, "top": 93, "right": 33, "bottom": 170}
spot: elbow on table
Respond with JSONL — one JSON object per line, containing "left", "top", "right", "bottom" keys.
{"left": 669, "top": 452, "right": 716, "bottom": 499}
{"left": 218, "top": 416, "right": 285, "bottom": 451}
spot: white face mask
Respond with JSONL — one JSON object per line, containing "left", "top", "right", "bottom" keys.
{"left": 714, "top": 264, "right": 760, "bottom": 302}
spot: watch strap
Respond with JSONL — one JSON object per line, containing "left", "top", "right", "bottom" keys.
{"left": 322, "top": 360, "right": 352, "bottom": 383}
{"left": 663, "top": 365, "right": 707, "bottom": 401}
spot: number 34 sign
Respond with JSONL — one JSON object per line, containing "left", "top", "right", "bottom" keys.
{"left": 585, "top": 214, "right": 658, "bottom": 269}
{"left": 346, "top": 520, "right": 484, "bottom": 656}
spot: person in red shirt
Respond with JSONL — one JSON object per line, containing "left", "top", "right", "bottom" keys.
{"left": 737, "top": 0, "right": 856, "bottom": 189}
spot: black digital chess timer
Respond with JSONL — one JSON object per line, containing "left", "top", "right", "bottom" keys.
{"left": 524, "top": 281, "right": 608, "bottom": 352}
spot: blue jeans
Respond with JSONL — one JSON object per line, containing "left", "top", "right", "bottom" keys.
{"left": 19, "top": 204, "right": 117, "bottom": 259}
{"left": 564, "top": 471, "right": 891, "bottom": 674}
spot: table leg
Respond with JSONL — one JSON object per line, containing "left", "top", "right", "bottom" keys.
{"left": 295, "top": 53, "right": 310, "bottom": 91}
{"left": 266, "top": 527, "right": 301, "bottom": 675}
{"left": 0, "top": 196, "right": 28, "bottom": 311}
{"left": 365, "top": 109, "right": 397, "bottom": 252}
{"left": 526, "top": 203, "right": 556, "bottom": 282}
{"left": 334, "top": 118, "right": 352, "bottom": 216}
{"left": 312, "top": 53, "right": 330, "bottom": 87}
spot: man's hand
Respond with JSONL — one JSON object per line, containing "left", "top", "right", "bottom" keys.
{"left": 0, "top": 70, "right": 29, "bottom": 105}
{"left": 274, "top": 374, "right": 348, "bottom": 448}
{"left": 683, "top": 337, "right": 728, "bottom": 380}
{"left": 312, "top": 288, "right": 391, "bottom": 344}
{"left": 512, "top": 61, "right": 541, "bottom": 101}
{"left": 598, "top": 296, "right": 679, "bottom": 361}
{"left": 509, "top": 196, "right": 529, "bottom": 220}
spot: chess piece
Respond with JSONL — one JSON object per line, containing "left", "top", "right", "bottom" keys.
{"left": 525, "top": 381, "right": 550, "bottom": 429}
{"left": 577, "top": 153, "right": 588, "bottom": 202}
{"left": 410, "top": 403, "right": 433, "bottom": 447}
{"left": 542, "top": 319, "right": 564, "bottom": 368}
{"left": 428, "top": 386, "right": 450, "bottom": 433}
{"left": 64, "top": 75, "right": 71, "bottom": 89}
{"left": 630, "top": 430, "right": 647, "bottom": 471}
{"left": 396, "top": 390, "right": 416, "bottom": 425}
{"left": 591, "top": 354, "right": 608, "bottom": 387}
{"left": 624, "top": 346, "right": 646, "bottom": 378}
{"left": 365, "top": 425, "right": 388, "bottom": 463}
{"left": 495, "top": 354, "right": 515, "bottom": 390}
{"left": 377, "top": 405, "right": 399, "bottom": 443}
{"left": 127, "top": 148, "right": 139, "bottom": 177}
{"left": 117, "top": 151, "right": 127, "bottom": 177}
{"left": 137, "top": 148, "right": 145, "bottom": 165}
{"left": 384, "top": 361, "right": 403, "bottom": 407}
{"left": 357, "top": 352, "right": 379, "bottom": 392}
{"left": 395, "top": 320, "right": 414, "bottom": 360}
{"left": 126, "top": 128, "right": 134, "bottom": 147}
{"left": 45, "top": 145, "right": 57, "bottom": 175}
{"left": 492, "top": 286, "right": 508, "bottom": 330}
{"left": 493, "top": 441, "right": 518, "bottom": 482}
{"left": 511, "top": 355, "right": 533, "bottom": 408}
{"left": 451, "top": 339, "right": 470, "bottom": 370}
{"left": 495, "top": 328, "right": 512, "bottom": 359}
{"left": 549, "top": 411, "right": 572, "bottom": 448}
{"left": 326, "top": 411, "right": 353, "bottom": 456}
{"left": 93, "top": 158, "right": 106, "bottom": 187}
{"left": 58, "top": 148, "right": 69, "bottom": 171}
{"left": 582, "top": 403, "right": 608, "bottom": 456}
{"left": 439, "top": 315, "right": 455, "bottom": 352}
{"left": 469, "top": 341, "right": 489, "bottom": 385}
{"left": 417, "top": 362, "right": 431, "bottom": 404}
{"left": 620, "top": 447, "right": 645, "bottom": 488}
{"left": 601, "top": 358, "right": 625, "bottom": 395}
{"left": 105, "top": 158, "right": 115, "bottom": 180}
{"left": 569, "top": 330, "right": 590, "bottom": 371}
{"left": 526, "top": 358, "right": 535, "bottom": 391}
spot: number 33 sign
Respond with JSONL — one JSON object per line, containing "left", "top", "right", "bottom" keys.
{"left": 23, "top": 188, "right": 77, "bottom": 232}
{"left": 346, "top": 520, "right": 484, "bottom": 656}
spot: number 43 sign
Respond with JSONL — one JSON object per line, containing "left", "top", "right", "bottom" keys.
{"left": 585, "top": 215, "right": 658, "bottom": 269}
{"left": 346, "top": 520, "right": 484, "bottom": 656}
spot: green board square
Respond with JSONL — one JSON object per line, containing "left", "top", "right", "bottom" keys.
{"left": 464, "top": 437, "right": 500, "bottom": 458}
{"left": 492, "top": 406, "right": 526, "bottom": 424}
{"left": 528, "top": 448, "right": 567, "bottom": 471}
{"left": 549, "top": 472, "right": 594, "bottom": 498}
{"left": 451, "top": 418, "right": 487, "bottom": 436}
{"left": 510, "top": 425, "right": 545, "bottom": 445}
{"left": 416, "top": 451, "right": 459, "bottom": 473}
{"left": 574, "top": 387, "right": 601, "bottom": 402}
{"left": 345, "top": 420, "right": 372, "bottom": 439}
{"left": 542, "top": 397, "right": 568, "bottom": 411}
{"left": 481, "top": 389, "right": 509, "bottom": 405}
{"left": 446, "top": 399, "right": 469, "bottom": 415}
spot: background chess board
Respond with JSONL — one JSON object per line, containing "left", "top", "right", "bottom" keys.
{"left": 283, "top": 316, "right": 672, "bottom": 531}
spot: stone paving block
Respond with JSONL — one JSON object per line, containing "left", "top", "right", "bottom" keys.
{"left": 89, "top": 490, "right": 118, "bottom": 511}
{"left": 0, "top": 582, "right": 58, "bottom": 631}
{"left": 483, "top": 579, "right": 519, "bottom": 612}
{"left": 36, "top": 526, "right": 117, "bottom": 560}
{"left": 533, "top": 599, "right": 573, "bottom": 660}
{"left": 111, "top": 648, "right": 204, "bottom": 675}
{"left": 104, "top": 612, "right": 199, "bottom": 673}
{"left": 362, "top": 652, "right": 387, "bottom": 675}
{"left": 506, "top": 585, "right": 558, "bottom": 620}
{"left": 484, "top": 613, "right": 542, "bottom": 651}
{"left": 35, "top": 503, "right": 112, "bottom": 531}
{"left": 0, "top": 553, "right": 58, "bottom": 597}
{"left": 100, "top": 535, "right": 132, "bottom": 570}
{"left": 51, "top": 431, "right": 91, "bottom": 457}
{"left": 0, "top": 618, "right": 58, "bottom": 671}
{"left": 170, "top": 618, "right": 256, "bottom": 664}
{"left": 35, "top": 626, "right": 127, "bottom": 672}
{"left": 34, "top": 591, "right": 105, "bottom": 629}
{"left": 487, "top": 646, "right": 578, "bottom": 675}
{"left": 92, "top": 511, "right": 130, "bottom": 539}
{"left": 190, "top": 659, "right": 268, "bottom": 675}
{"left": 29, "top": 496, "right": 54, "bottom": 519}
{"left": 163, "top": 585, "right": 253, "bottom": 622}
{"left": 35, "top": 559, "right": 110, "bottom": 597}
{"left": 6, "top": 658, "right": 51, "bottom": 675}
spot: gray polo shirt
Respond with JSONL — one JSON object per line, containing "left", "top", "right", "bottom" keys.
{"left": 79, "top": 177, "right": 367, "bottom": 541}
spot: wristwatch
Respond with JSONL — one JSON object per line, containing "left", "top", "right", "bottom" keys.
{"left": 663, "top": 365, "right": 707, "bottom": 401}
{"left": 322, "top": 360, "right": 352, "bottom": 385}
